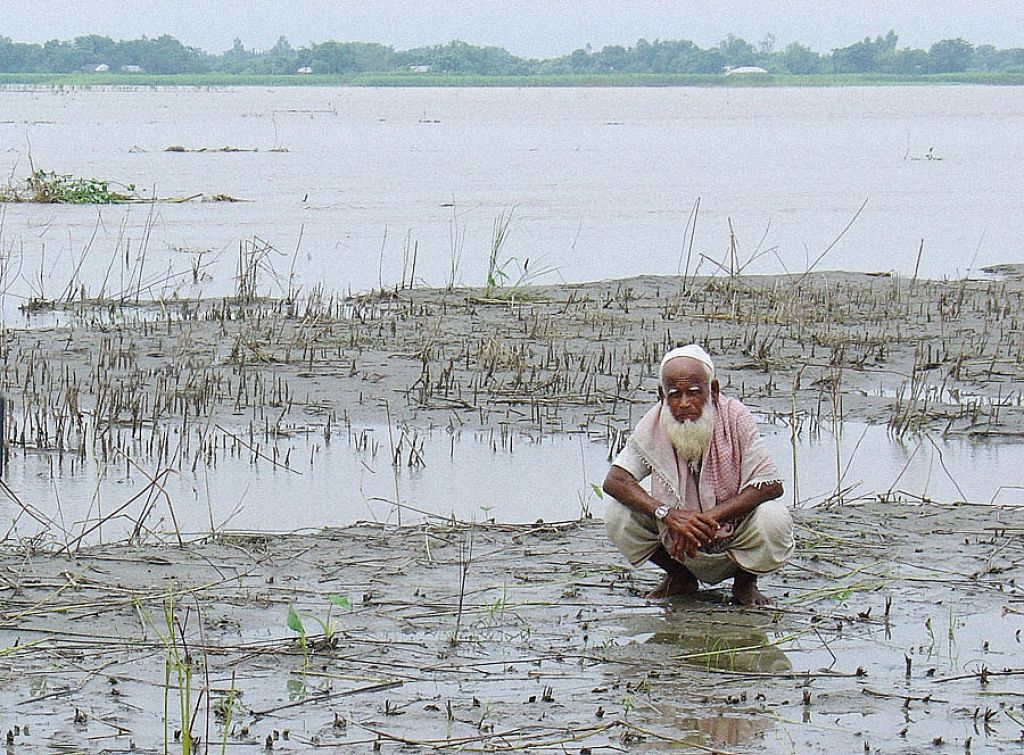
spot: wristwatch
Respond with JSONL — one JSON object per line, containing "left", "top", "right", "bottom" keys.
{"left": 654, "top": 505, "right": 671, "bottom": 521}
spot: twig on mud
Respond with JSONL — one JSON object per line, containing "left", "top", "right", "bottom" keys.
{"left": 17, "top": 659, "right": 119, "bottom": 705}
{"left": 348, "top": 720, "right": 621, "bottom": 751}
{"left": 863, "top": 687, "right": 945, "bottom": 703}
{"left": 113, "top": 448, "right": 183, "bottom": 546}
{"left": 930, "top": 668, "right": 1024, "bottom": 685}
{"left": 668, "top": 631, "right": 805, "bottom": 664}
{"left": 250, "top": 679, "right": 404, "bottom": 718}
{"left": 0, "top": 477, "right": 61, "bottom": 534}
{"left": 350, "top": 718, "right": 737, "bottom": 754}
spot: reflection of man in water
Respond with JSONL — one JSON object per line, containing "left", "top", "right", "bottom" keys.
{"left": 603, "top": 345, "right": 794, "bottom": 605}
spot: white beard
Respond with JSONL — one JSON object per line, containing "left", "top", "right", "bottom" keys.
{"left": 660, "top": 402, "right": 715, "bottom": 466}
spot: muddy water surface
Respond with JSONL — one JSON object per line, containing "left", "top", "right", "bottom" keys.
{"left": 1, "top": 85, "right": 1022, "bottom": 320}
{"left": 4, "top": 418, "right": 1022, "bottom": 544}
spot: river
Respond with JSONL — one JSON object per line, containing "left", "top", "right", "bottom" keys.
{"left": 0, "top": 84, "right": 1021, "bottom": 319}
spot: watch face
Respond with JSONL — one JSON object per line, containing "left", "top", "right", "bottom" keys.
{"left": 655, "top": 505, "right": 670, "bottom": 520}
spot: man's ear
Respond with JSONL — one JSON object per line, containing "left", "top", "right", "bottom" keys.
{"left": 711, "top": 378, "right": 721, "bottom": 401}
{"left": 657, "top": 384, "right": 665, "bottom": 402}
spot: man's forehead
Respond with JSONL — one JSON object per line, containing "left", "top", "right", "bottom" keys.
{"left": 660, "top": 344, "right": 714, "bottom": 378}
{"left": 661, "top": 357, "right": 709, "bottom": 383}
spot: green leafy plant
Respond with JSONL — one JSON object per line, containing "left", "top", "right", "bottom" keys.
{"left": 483, "top": 587, "right": 507, "bottom": 624}
{"left": 621, "top": 694, "right": 636, "bottom": 718}
{"left": 4, "top": 169, "right": 141, "bottom": 203}
{"left": 214, "top": 671, "right": 238, "bottom": 755}
{"left": 286, "top": 604, "right": 309, "bottom": 666}
{"left": 138, "top": 591, "right": 197, "bottom": 755}
{"left": 287, "top": 594, "right": 352, "bottom": 667}
{"left": 485, "top": 207, "right": 515, "bottom": 296}
{"left": 578, "top": 482, "right": 604, "bottom": 519}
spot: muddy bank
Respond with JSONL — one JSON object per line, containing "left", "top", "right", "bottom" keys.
{"left": 1, "top": 502, "right": 1022, "bottom": 752}
{"left": 0, "top": 271, "right": 1022, "bottom": 750}
{"left": 3, "top": 271, "right": 1023, "bottom": 483}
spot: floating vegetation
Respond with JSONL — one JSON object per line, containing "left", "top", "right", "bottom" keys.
{"left": 0, "top": 168, "right": 245, "bottom": 204}
{"left": 165, "top": 144, "right": 289, "bottom": 153}
{"left": 0, "top": 169, "right": 140, "bottom": 203}
{"left": 164, "top": 192, "right": 248, "bottom": 203}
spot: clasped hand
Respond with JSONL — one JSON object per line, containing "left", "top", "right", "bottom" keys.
{"left": 663, "top": 509, "right": 719, "bottom": 560}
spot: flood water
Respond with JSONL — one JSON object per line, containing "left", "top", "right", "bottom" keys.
{"left": 0, "top": 85, "right": 1022, "bottom": 321}
{"left": 1, "top": 83, "right": 1022, "bottom": 539}
{"left": 3, "top": 417, "right": 1020, "bottom": 543}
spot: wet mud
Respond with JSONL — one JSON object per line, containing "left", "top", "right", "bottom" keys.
{"left": 1, "top": 503, "right": 1022, "bottom": 752}
{"left": 0, "top": 271, "right": 1023, "bottom": 750}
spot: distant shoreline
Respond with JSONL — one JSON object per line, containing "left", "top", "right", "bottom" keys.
{"left": 3, "top": 71, "right": 1024, "bottom": 88}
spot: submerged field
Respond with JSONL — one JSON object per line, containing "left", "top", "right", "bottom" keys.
{"left": 0, "top": 270, "right": 1022, "bottom": 751}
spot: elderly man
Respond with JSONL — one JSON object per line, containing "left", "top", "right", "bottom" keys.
{"left": 603, "top": 344, "right": 793, "bottom": 606}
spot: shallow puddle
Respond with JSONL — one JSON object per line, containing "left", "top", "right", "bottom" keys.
{"left": 1, "top": 418, "right": 1022, "bottom": 543}
{"left": 602, "top": 591, "right": 1024, "bottom": 752}
{"left": 615, "top": 607, "right": 794, "bottom": 674}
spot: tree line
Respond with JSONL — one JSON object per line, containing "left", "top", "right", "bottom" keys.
{"left": 0, "top": 31, "right": 1021, "bottom": 76}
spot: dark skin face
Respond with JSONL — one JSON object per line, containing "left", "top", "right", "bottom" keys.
{"left": 657, "top": 357, "right": 720, "bottom": 422}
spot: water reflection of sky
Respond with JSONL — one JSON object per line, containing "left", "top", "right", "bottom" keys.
{"left": 1, "top": 417, "right": 1020, "bottom": 543}
{"left": 2, "top": 86, "right": 1024, "bottom": 321}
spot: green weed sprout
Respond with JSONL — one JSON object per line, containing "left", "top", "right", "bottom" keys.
{"left": 287, "top": 594, "right": 352, "bottom": 667}
{"left": 482, "top": 207, "right": 557, "bottom": 300}
{"left": 137, "top": 591, "right": 196, "bottom": 755}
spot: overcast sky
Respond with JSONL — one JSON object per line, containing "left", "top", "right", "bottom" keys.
{"left": 3, "top": 1, "right": 1021, "bottom": 56}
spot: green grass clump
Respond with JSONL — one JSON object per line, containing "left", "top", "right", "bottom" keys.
{"left": 2, "top": 169, "right": 139, "bottom": 204}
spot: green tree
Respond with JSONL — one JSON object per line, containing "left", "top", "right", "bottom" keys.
{"left": 0, "top": 36, "right": 41, "bottom": 72}
{"left": 660, "top": 39, "right": 703, "bottom": 72}
{"left": 781, "top": 42, "right": 823, "bottom": 74}
{"left": 219, "top": 37, "right": 255, "bottom": 72}
{"left": 831, "top": 31, "right": 897, "bottom": 73}
{"left": 995, "top": 48, "right": 1024, "bottom": 72}
{"left": 717, "top": 34, "right": 757, "bottom": 67}
{"left": 308, "top": 41, "right": 358, "bottom": 74}
{"left": 567, "top": 46, "right": 593, "bottom": 73}
{"left": 594, "top": 44, "right": 629, "bottom": 72}
{"left": 971, "top": 44, "right": 1024, "bottom": 72}
{"left": 41, "top": 39, "right": 85, "bottom": 72}
{"left": 878, "top": 48, "right": 929, "bottom": 74}
{"left": 124, "top": 35, "right": 209, "bottom": 73}
{"left": 73, "top": 35, "right": 117, "bottom": 66}
{"left": 692, "top": 47, "right": 727, "bottom": 73}
{"left": 928, "top": 38, "right": 974, "bottom": 72}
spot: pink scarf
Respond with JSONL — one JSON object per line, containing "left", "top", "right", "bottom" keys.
{"left": 627, "top": 395, "right": 780, "bottom": 537}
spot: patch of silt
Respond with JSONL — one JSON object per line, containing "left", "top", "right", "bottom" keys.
{"left": 1, "top": 501, "right": 1021, "bottom": 752}
{"left": 1, "top": 272, "right": 1023, "bottom": 487}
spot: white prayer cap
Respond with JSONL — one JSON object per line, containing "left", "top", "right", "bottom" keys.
{"left": 660, "top": 344, "right": 714, "bottom": 381}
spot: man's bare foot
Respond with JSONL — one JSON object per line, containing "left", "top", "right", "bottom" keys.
{"left": 646, "top": 570, "right": 699, "bottom": 599}
{"left": 646, "top": 546, "right": 700, "bottom": 598}
{"left": 732, "top": 570, "right": 772, "bottom": 606}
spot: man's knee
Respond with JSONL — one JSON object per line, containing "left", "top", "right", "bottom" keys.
{"left": 750, "top": 499, "right": 794, "bottom": 549}
{"left": 605, "top": 500, "right": 660, "bottom": 566}
{"left": 729, "top": 499, "right": 794, "bottom": 575}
